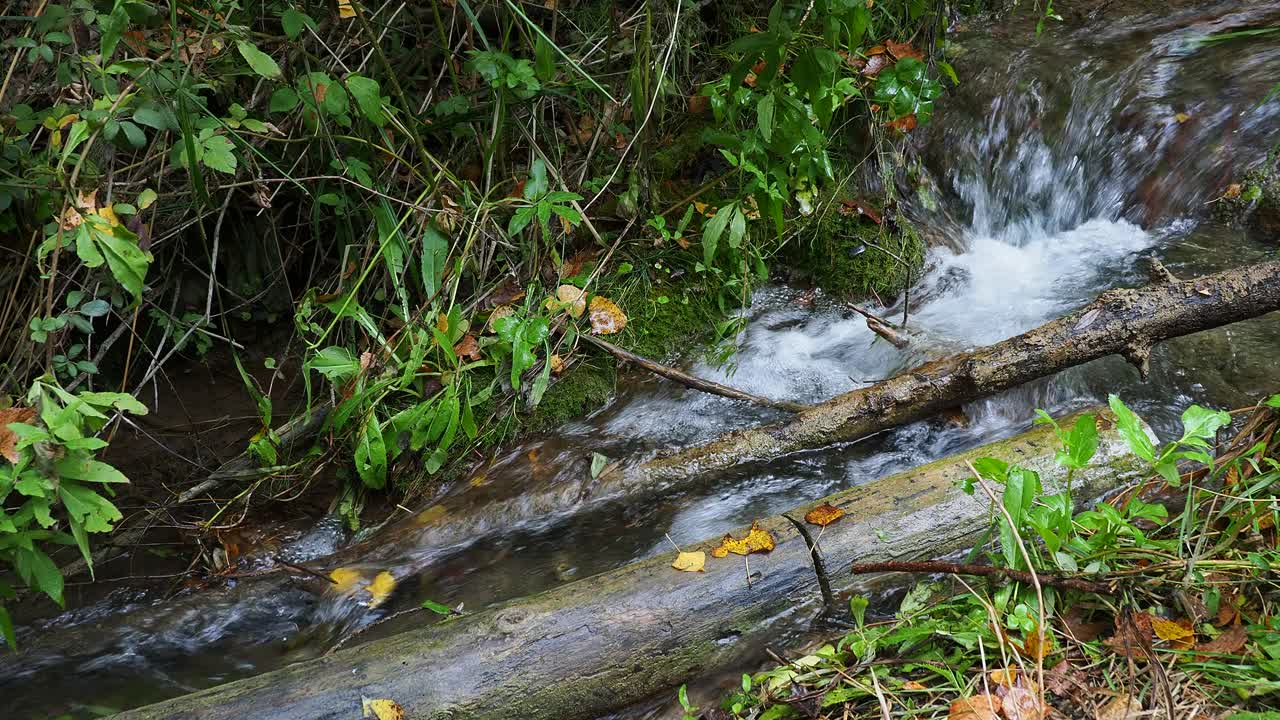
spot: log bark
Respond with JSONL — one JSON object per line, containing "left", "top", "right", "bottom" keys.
{"left": 637, "top": 259, "right": 1280, "bottom": 484}
{"left": 292, "top": 258, "right": 1280, "bottom": 575}
{"left": 114, "top": 408, "right": 1147, "bottom": 720}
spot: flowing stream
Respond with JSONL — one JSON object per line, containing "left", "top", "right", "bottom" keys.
{"left": 8, "top": 2, "right": 1280, "bottom": 718}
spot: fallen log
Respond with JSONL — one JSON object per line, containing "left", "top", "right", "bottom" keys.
{"left": 114, "top": 407, "right": 1147, "bottom": 720}
{"left": 316, "top": 258, "right": 1280, "bottom": 571}
{"left": 638, "top": 258, "right": 1280, "bottom": 484}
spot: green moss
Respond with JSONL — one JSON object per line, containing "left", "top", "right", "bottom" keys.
{"left": 789, "top": 209, "right": 926, "bottom": 301}
{"left": 1214, "top": 162, "right": 1280, "bottom": 236}
{"left": 521, "top": 360, "right": 618, "bottom": 433}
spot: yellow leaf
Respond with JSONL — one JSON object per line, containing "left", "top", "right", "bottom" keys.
{"left": 549, "top": 354, "right": 565, "bottom": 374}
{"left": 1151, "top": 616, "right": 1195, "bottom": 650}
{"left": 361, "top": 697, "right": 405, "bottom": 720}
{"left": 555, "top": 284, "right": 586, "bottom": 318}
{"left": 672, "top": 551, "right": 706, "bottom": 572}
{"left": 415, "top": 504, "right": 448, "bottom": 525}
{"left": 1174, "top": 112, "right": 1191, "bottom": 123}
{"left": 710, "top": 521, "right": 775, "bottom": 558}
{"left": 804, "top": 503, "right": 845, "bottom": 527}
{"left": 337, "top": 0, "right": 357, "bottom": 19}
{"left": 588, "top": 296, "right": 627, "bottom": 335}
{"left": 57, "top": 113, "right": 80, "bottom": 129}
{"left": 988, "top": 668, "right": 1018, "bottom": 687}
{"left": 1023, "top": 626, "right": 1054, "bottom": 659}
{"left": 366, "top": 571, "right": 397, "bottom": 608}
{"left": 329, "top": 567, "right": 362, "bottom": 593}
{"left": 97, "top": 204, "right": 120, "bottom": 227}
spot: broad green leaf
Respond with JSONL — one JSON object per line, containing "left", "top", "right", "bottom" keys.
{"left": 756, "top": 92, "right": 775, "bottom": 142}
{"left": 354, "top": 417, "right": 387, "bottom": 489}
{"left": 1179, "top": 404, "right": 1231, "bottom": 445}
{"left": 92, "top": 224, "right": 150, "bottom": 299}
{"left": 237, "top": 41, "right": 283, "bottom": 80}
{"left": 421, "top": 599, "right": 452, "bottom": 615}
{"left": 702, "top": 204, "right": 733, "bottom": 267}
{"left": 17, "top": 547, "right": 62, "bottom": 606}
{"left": 269, "top": 87, "right": 300, "bottom": 113}
{"left": 281, "top": 8, "right": 316, "bottom": 40}
{"left": 306, "top": 346, "right": 360, "bottom": 381}
{"left": 420, "top": 224, "right": 448, "bottom": 299}
{"left": 1108, "top": 394, "right": 1154, "bottom": 462}
{"left": 200, "top": 135, "right": 238, "bottom": 174}
{"left": 1062, "top": 414, "right": 1098, "bottom": 469}
{"left": 346, "top": 75, "right": 387, "bottom": 126}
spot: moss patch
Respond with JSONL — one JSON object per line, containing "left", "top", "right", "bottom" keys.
{"left": 520, "top": 360, "right": 618, "bottom": 434}
{"left": 788, "top": 210, "right": 926, "bottom": 302}
{"left": 1214, "top": 162, "right": 1280, "bottom": 238}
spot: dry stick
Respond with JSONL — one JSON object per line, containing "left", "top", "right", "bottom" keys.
{"left": 582, "top": 334, "right": 810, "bottom": 413}
{"left": 847, "top": 560, "right": 1113, "bottom": 595}
{"left": 846, "top": 303, "right": 911, "bottom": 349}
{"left": 782, "top": 514, "right": 836, "bottom": 612}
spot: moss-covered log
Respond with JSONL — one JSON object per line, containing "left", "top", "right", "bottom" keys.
{"left": 114, "top": 408, "right": 1147, "bottom": 720}
{"left": 637, "top": 258, "right": 1280, "bottom": 484}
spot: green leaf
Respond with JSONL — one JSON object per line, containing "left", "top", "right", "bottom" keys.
{"left": 269, "top": 87, "right": 300, "bottom": 113}
{"left": 346, "top": 75, "right": 387, "bottom": 126}
{"left": 137, "top": 188, "right": 158, "bottom": 210}
{"left": 119, "top": 121, "right": 145, "bottom": 148}
{"left": 702, "top": 204, "right": 733, "bottom": 267}
{"left": 1062, "top": 414, "right": 1098, "bottom": 469}
{"left": 1108, "top": 394, "right": 1154, "bottom": 462}
{"left": 17, "top": 547, "right": 62, "bottom": 606}
{"left": 420, "top": 224, "right": 448, "bottom": 299}
{"left": 0, "top": 604, "right": 14, "bottom": 650}
{"left": 79, "top": 299, "right": 111, "bottom": 318}
{"left": 1179, "top": 404, "right": 1231, "bottom": 445}
{"left": 354, "top": 417, "right": 387, "bottom": 489}
{"left": 237, "top": 41, "right": 283, "bottom": 80}
{"left": 132, "top": 104, "right": 173, "bottom": 130}
{"left": 756, "top": 92, "right": 775, "bottom": 142}
{"left": 92, "top": 224, "right": 150, "bottom": 300}
{"left": 306, "top": 346, "right": 361, "bottom": 381}
{"left": 534, "top": 34, "right": 556, "bottom": 82}
{"left": 728, "top": 207, "right": 747, "bottom": 249}
{"left": 200, "top": 135, "right": 238, "bottom": 174}
{"left": 281, "top": 8, "right": 316, "bottom": 40}
{"left": 421, "top": 599, "right": 453, "bottom": 615}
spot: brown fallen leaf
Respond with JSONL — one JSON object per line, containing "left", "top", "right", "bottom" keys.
{"left": 948, "top": 693, "right": 1002, "bottom": 720}
{"left": 688, "top": 94, "right": 710, "bottom": 114}
{"left": 838, "top": 198, "right": 883, "bottom": 224}
{"left": 672, "top": 551, "right": 706, "bottom": 572}
{"left": 1096, "top": 693, "right": 1141, "bottom": 720}
{"left": 560, "top": 248, "right": 598, "bottom": 279}
{"left": 1223, "top": 183, "right": 1243, "bottom": 200}
{"left": 1104, "top": 610, "right": 1154, "bottom": 661}
{"left": 549, "top": 354, "right": 565, "bottom": 374}
{"left": 0, "top": 406, "right": 37, "bottom": 463}
{"left": 1044, "top": 659, "right": 1089, "bottom": 698}
{"left": 887, "top": 113, "right": 918, "bottom": 132}
{"left": 1151, "top": 616, "right": 1195, "bottom": 650}
{"left": 861, "top": 53, "right": 892, "bottom": 77}
{"left": 361, "top": 697, "right": 405, "bottom": 720}
{"left": 1001, "top": 685, "right": 1049, "bottom": 720}
{"left": 1061, "top": 606, "right": 1108, "bottom": 642}
{"left": 710, "top": 522, "right": 776, "bottom": 558}
{"left": 885, "top": 39, "right": 924, "bottom": 61}
{"left": 588, "top": 296, "right": 627, "bottom": 335}
{"left": 486, "top": 304, "right": 516, "bottom": 333}
{"left": 453, "top": 334, "right": 481, "bottom": 361}
{"left": 1196, "top": 624, "right": 1247, "bottom": 659}
{"left": 804, "top": 503, "right": 845, "bottom": 527}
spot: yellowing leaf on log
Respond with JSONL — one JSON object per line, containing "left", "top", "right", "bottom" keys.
{"left": 588, "top": 296, "right": 627, "bottom": 335}
{"left": 1151, "top": 616, "right": 1195, "bottom": 650}
{"left": 0, "top": 406, "right": 36, "bottom": 464}
{"left": 329, "top": 566, "right": 362, "bottom": 594}
{"left": 948, "top": 694, "right": 1002, "bottom": 720}
{"left": 672, "top": 551, "right": 706, "bottom": 573}
{"left": 366, "top": 571, "right": 397, "bottom": 608}
{"left": 361, "top": 697, "right": 405, "bottom": 720}
{"left": 710, "top": 522, "right": 775, "bottom": 558}
{"left": 557, "top": 284, "right": 587, "bottom": 318}
{"left": 337, "top": 0, "right": 356, "bottom": 19}
{"left": 415, "top": 504, "right": 448, "bottom": 525}
{"left": 804, "top": 503, "right": 845, "bottom": 527}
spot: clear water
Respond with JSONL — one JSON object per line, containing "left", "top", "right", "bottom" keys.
{"left": 8, "top": 2, "right": 1280, "bottom": 718}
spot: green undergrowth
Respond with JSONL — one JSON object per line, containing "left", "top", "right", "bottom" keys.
{"left": 686, "top": 395, "right": 1280, "bottom": 720}
{"left": 790, "top": 208, "right": 925, "bottom": 302}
